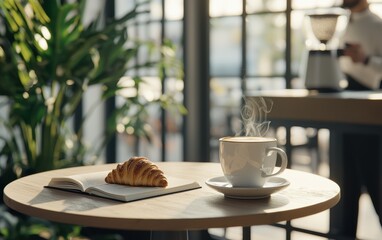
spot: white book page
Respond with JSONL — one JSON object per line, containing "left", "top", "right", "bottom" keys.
{"left": 69, "top": 171, "right": 109, "bottom": 190}
{"left": 48, "top": 171, "right": 109, "bottom": 192}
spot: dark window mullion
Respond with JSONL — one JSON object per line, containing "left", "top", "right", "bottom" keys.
{"left": 160, "top": 0, "right": 167, "bottom": 161}
{"left": 285, "top": 0, "right": 292, "bottom": 89}
{"left": 241, "top": 0, "right": 247, "bottom": 95}
{"left": 133, "top": 0, "right": 140, "bottom": 155}
{"left": 105, "top": 0, "right": 117, "bottom": 164}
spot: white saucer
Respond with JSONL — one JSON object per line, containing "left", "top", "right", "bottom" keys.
{"left": 205, "top": 176, "right": 290, "bottom": 199}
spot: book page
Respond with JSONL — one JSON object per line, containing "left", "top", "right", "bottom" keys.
{"left": 48, "top": 171, "right": 109, "bottom": 192}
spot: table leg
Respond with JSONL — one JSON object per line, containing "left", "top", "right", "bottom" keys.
{"left": 150, "top": 230, "right": 189, "bottom": 240}
{"left": 328, "top": 130, "right": 346, "bottom": 236}
{"left": 378, "top": 134, "right": 382, "bottom": 224}
{"left": 242, "top": 226, "right": 251, "bottom": 240}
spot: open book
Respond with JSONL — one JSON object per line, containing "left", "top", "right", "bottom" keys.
{"left": 46, "top": 171, "right": 201, "bottom": 202}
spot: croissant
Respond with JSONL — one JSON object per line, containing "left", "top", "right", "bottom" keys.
{"left": 105, "top": 157, "right": 168, "bottom": 187}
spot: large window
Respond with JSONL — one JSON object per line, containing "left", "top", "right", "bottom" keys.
{"left": 108, "top": 0, "right": 382, "bottom": 163}
{"left": 209, "top": 0, "right": 339, "bottom": 156}
{"left": 113, "top": 0, "right": 184, "bottom": 163}
{"left": 208, "top": 0, "right": 382, "bottom": 162}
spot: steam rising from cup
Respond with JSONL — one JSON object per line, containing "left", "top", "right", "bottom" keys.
{"left": 236, "top": 97, "right": 273, "bottom": 137}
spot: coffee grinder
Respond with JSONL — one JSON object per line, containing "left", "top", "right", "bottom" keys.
{"left": 302, "top": 9, "right": 349, "bottom": 92}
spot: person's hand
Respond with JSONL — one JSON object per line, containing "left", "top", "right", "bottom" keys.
{"left": 344, "top": 43, "right": 369, "bottom": 64}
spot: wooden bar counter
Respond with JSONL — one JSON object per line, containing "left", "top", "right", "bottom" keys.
{"left": 248, "top": 89, "right": 382, "bottom": 126}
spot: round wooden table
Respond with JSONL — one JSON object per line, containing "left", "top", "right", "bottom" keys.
{"left": 3, "top": 162, "right": 340, "bottom": 233}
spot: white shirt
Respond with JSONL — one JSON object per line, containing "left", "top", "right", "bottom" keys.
{"left": 339, "top": 8, "right": 382, "bottom": 89}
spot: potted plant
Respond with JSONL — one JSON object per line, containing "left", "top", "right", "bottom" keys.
{"left": 0, "top": 0, "right": 185, "bottom": 238}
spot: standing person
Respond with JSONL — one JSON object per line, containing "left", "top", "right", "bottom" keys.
{"left": 339, "top": 0, "right": 382, "bottom": 90}
{"left": 337, "top": 0, "right": 382, "bottom": 238}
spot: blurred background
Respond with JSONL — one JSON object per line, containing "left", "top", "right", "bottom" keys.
{"left": 2, "top": 0, "right": 382, "bottom": 239}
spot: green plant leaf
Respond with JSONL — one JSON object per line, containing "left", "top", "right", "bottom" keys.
{"left": 0, "top": 0, "right": 186, "bottom": 197}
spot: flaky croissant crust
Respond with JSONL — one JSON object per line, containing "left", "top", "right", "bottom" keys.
{"left": 105, "top": 157, "right": 168, "bottom": 187}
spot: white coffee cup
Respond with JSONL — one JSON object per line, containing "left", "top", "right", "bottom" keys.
{"left": 219, "top": 136, "right": 288, "bottom": 188}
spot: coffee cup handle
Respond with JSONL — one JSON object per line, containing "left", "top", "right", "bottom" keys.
{"left": 261, "top": 147, "right": 288, "bottom": 177}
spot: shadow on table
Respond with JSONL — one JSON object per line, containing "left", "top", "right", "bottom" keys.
{"left": 28, "top": 187, "right": 124, "bottom": 212}
{"left": 179, "top": 193, "right": 290, "bottom": 224}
